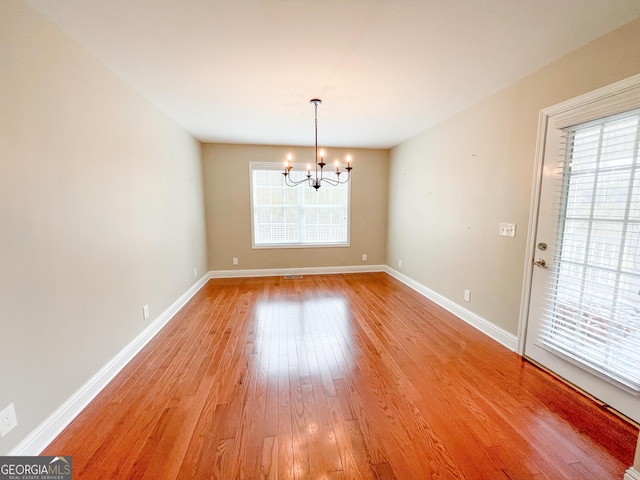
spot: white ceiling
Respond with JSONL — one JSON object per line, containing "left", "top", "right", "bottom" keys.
{"left": 26, "top": 0, "right": 640, "bottom": 149}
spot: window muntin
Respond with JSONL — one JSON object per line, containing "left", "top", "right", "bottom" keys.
{"left": 250, "top": 163, "right": 350, "bottom": 248}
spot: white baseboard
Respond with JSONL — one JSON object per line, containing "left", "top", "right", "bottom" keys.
{"left": 9, "top": 275, "right": 210, "bottom": 456}
{"left": 384, "top": 267, "right": 517, "bottom": 351}
{"left": 626, "top": 467, "right": 640, "bottom": 480}
{"left": 210, "top": 264, "right": 386, "bottom": 278}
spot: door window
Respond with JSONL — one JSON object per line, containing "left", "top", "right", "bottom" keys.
{"left": 539, "top": 111, "right": 640, "bottom": 392}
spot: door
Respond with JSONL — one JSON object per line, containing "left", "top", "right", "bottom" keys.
{"left": 523, "top": 76, "right": 640, "bottom": 424}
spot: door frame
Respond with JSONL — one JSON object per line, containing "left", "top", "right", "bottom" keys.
{"left": 517, "top": 72, "right": 640, "bottom": 356}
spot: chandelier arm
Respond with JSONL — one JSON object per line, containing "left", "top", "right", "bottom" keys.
{"left": 336, "top": 174, "right": 350, "bottom": 185}
{"left": 338, "top": 170, "right": 351, "bottom": 184}
{"left": 319, "top": 169, "right": 352, "bottom": 186}
{"left": 319, "top": 176, "right": 339, "bottom": 186}
{"left": 283, "top": 173, "right": 311, "bottom": 187}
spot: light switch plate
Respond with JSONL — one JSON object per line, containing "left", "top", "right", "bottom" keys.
{"left": 499, "top": 223, "right": 516, "bottom": 237}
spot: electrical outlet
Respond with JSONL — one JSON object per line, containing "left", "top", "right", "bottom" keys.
{"left": 194, "top": 268, "right": 197, "bottom": 277}
{"left": 0, "top": 403, "right": 17, "bottom": 437}
{"left": 362, "top": 254, "right": 367, "bottom": 261}
{"left": 232, "top": 258, "right": 238, "bottom": 265}
{"left": 398, "top": 259, "right": 402, "bottom": 268}
{"left": 142, "top": 304, "right": 149, "bottom": 320}
{"left": 464, "top": 290, "right": 471, "bottom": 302}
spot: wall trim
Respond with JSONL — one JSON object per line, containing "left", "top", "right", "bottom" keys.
{"left": 9, "top": 275, "right": 211, "bottom": 456}
{"left": 210, "top": 264, "right": 386, "bottom": 278}
{"left": 384, "top": 267, "right": 517, "bottom": 352}
{"left": 516, "top": 107, "right": 548, "bottom": 355}
{"left": 625, "top": 467, "right": 640, "bottom": 480}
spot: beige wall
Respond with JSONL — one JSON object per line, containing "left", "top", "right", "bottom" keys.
{"left": 387, "top": 18, "right": 640, "bottom": 336}
{"left": 0, "top": 1, "right": 208, "bottom": 455}
{"left": 203, "top": 144, "right": 388, "bottom": 271}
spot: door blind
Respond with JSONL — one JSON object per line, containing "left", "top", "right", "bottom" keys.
{"left": 539, "top": 110, "right": 640, "bottom": 392}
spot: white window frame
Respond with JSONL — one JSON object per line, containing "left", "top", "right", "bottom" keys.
{"left": 249, "top": 161, "right": 351, "bottom": 249}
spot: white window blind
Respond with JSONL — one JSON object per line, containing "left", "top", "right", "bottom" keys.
{"left": 539, "top": 110, "right": 640, "bottom": 391}
{"left": 250, "top": 163, "right": 349, "bottom": 247}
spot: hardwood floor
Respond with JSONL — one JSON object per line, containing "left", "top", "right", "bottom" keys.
{"left": 43, "top": 273, "right": 638, "bottom": 479}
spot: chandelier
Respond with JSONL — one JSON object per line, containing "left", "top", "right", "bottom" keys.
{"left": 283, "top": 99, "right": 352, "bottom": 190}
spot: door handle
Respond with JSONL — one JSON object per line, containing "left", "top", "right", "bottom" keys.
{"left": 533, "top": 258, "right": 547, "bottom": 268}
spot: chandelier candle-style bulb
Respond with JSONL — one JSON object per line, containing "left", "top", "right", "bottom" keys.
{"left": 282, "top": 98, "right": 353, "bottom": 190}
{"left": 284, "top": 154, "right": 292, "bottom": 175}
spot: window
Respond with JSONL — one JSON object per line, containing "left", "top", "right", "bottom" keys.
{"left": 250, "top": 163, "right": 350, "bottom": 248}
{"left": 540, "top": 110, "right": 640, "bottom": 391}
